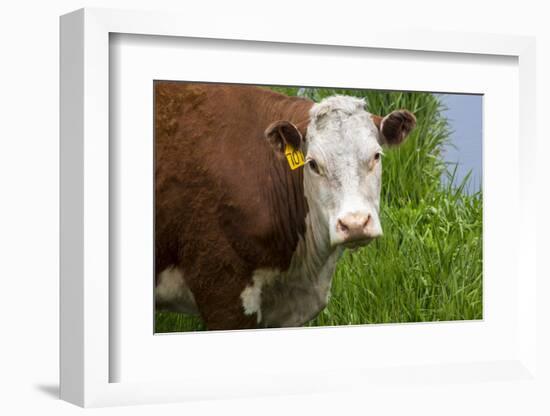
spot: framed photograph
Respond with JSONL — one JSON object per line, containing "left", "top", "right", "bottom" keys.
{"left": 152, "top": 81, "right": 480, "bottom": 334}
{"left": 60, "top": 8, "right": 538, "bottom": 408}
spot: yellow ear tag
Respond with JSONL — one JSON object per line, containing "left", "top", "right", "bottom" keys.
{"left": 284, "top": 143, "right": 305, "bottom": 170}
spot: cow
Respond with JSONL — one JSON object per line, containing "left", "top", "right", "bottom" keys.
{"left": 154, "top": 82, "right": 416, "bottom": 330}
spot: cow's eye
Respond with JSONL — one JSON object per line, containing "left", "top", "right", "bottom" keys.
{"left": 308, "top": 159, "right": 321, "bottom": 175}
{"left": 374, "top": 152, "right": 382, "bottom": 162}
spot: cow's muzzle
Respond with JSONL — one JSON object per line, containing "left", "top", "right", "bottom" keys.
{"left": 334, "top": 212, "right": 382, "bottom": 247}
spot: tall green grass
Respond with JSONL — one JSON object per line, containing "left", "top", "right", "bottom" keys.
{"left": 155, "top": 86, "right": 482, "bottom": 333}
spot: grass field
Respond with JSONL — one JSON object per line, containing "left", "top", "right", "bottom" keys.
{"left": 155, "top": 86, "right": 483, "bottom": 332}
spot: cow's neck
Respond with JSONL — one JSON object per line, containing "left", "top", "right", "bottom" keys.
{"left": 259, "top": 201, "right": 343, "bottom": 327}
{"left": 280, "top": 160, "right": 345, "bottom": 313}
{"left": 289, "top": 202, "right": 339, "bottom": 279}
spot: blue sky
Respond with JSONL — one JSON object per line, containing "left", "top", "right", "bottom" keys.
{"left": 437, "top": 94, "right": 483, "bottom": 193}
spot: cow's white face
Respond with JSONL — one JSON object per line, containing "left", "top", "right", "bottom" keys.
{"left": 264, "top": 95, "right": 415, "bottom": 249}
{"left": 303, "top": 96, "right": 415, "bottom": 248}
{"left": 303, "top": 96, "right": 382, "bottom": 248}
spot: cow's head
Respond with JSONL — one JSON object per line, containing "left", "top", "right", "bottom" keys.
{"left": 266, "top": 95, "right": 415, "bottom": 249}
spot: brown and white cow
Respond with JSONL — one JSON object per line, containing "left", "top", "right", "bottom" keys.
{"left": 154, "top": 82, "right": 416, "bottom": 330}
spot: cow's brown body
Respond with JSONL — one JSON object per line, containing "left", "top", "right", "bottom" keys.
{"left": 155, "top": 82, "right": 314, "bottom": 329}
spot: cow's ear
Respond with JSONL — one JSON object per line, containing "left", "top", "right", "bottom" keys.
{"left": 371, "top": 110, "right": 416, "bottom": 146}
{"left": 265, "top": 120, "right": 303, "bottom": 153}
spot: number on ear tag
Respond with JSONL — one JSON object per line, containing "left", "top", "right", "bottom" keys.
{"left": 284, "top": 143, "right": 305, "bottom": 170}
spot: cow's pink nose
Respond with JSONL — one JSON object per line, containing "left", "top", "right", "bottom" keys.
{"left": 336, "top": 213, "right": 376, "bottom": 243}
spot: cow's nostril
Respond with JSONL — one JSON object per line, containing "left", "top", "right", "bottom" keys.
{"left": 337, "top": 219, "right": 349, "bottom": 234}
{"left": 363, "top": 214, "right": 371, "bottom": 229}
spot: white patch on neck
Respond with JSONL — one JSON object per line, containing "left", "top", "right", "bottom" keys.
{"left": 240, "top": 268, "right": 280, "bottom": 323}
{"left": 241, "top": 210, "right": 343, "bottom": 328}
{"left": 156, "top": 266, "right": 199, "bottom": 315}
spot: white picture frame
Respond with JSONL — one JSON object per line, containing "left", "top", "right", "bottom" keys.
{"left": 60, "top": 7, "right": 538, "bottom": 408}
